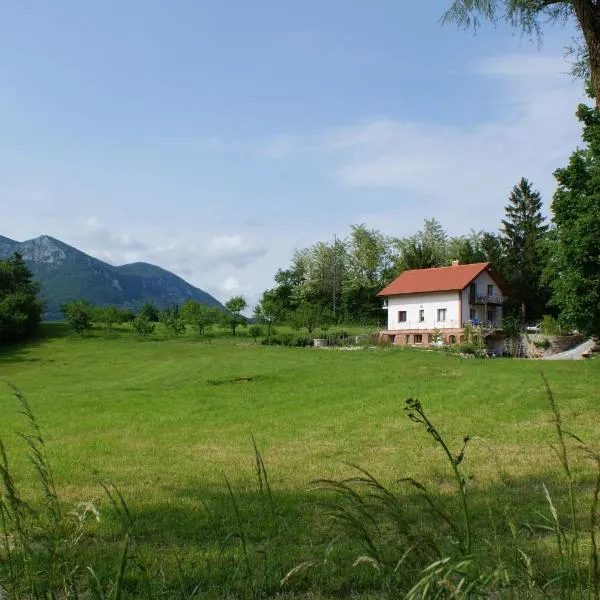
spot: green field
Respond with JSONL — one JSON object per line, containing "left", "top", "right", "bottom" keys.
{"left": 1, "top": 324, "right": 599, "bottom": 598}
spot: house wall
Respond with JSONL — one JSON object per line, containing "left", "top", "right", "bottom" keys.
{"left": 386, "top": 291, "right": 461, "bottom": 331}
{"left": 460, "top": 271, "right": 504, "bottom": 328}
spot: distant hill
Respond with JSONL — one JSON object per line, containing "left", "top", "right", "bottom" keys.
{"left": 0, "top": 235, "right": 225, "bottom": 320}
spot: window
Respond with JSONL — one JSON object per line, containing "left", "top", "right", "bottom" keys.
{"left": 419, "top": 309, "right": 425, "bottom": 322}
{"left": 437, "top": 308, "right": 447, "bottom": 322}
{"left": 398, "top": 310, "right": 407, "bottom": 322}
{"left": 449, "top": 335, "right": 456, "bottom": 344}
{"left": 487, "top": 284, "right": 494, "bottom": 296}
{"left": 413, "top": 334, "right": 423, "bottom": 344}
{"left": 487, "top": 309, "right": 494, "bottom": 323}
{"left": 469, "top": 308, "right": 476, "bottom": 320}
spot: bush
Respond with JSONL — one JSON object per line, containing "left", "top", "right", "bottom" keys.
{"left": 540, "top": 314, "right": 566, "bottom": 335}
{"left": 132, "top": 314, "right": 155, "bottom": 337}
{"left": 248, "top": 324, "right": 263, "bottom": 341}
{"left": 534, "top": 337, "right": 552, "bottom": 350}
{"left": 61, "top": 300, "right": 94, "bottom": 334}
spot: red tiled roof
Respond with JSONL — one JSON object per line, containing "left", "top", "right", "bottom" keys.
{"left": 377, "top": 262, "right": 506, "bottom": 296}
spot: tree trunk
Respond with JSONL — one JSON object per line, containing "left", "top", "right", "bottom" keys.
{"left": 574, "top": 1, "right": 600, "bottom": 108}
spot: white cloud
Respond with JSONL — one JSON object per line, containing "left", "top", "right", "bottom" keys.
{"left": 202, "top": 234, "right": 268, "bottom": 268}
{"left": 320, "top": 54, "right": 586, "bottom": 233}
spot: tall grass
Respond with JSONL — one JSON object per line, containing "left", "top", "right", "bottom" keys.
{"left": 300, "top": 373, "right": 600, "bottom": 599}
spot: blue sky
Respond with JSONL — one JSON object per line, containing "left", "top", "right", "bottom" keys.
{"left": 1, "top": 1, "right": 586, "bottom": 305}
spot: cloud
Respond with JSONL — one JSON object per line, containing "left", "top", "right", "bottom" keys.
{"left": 202, "top": 234, "right": 268, "bottom": 268}
{"left": 319, "top": 54, "right": 585, "bottom": 232}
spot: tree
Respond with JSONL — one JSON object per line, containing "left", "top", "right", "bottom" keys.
{"left": 395, "top": 219, "right": 448, "bottom": 271}
{"left": 140, "top": 301, "right": 160, "bottom": 322}
{"left": 442, "top": 1, "right": 600, "bottom": 107}
{"left": 253, "top": 293, "right": 279, "bottom": 343}
{"left": 292, "top": 302, "right": 333, "bottom": 334}
{"left": 549, "top": 103, "right": 600, "bottom": 338}
{"left": 0, "top": 253, "right": 43, "bottom": 342}
{"left": 160, "top": 305, "right": 186, "bottom": 336}
{"left": 181, "top": 299, "right": 220, "bottom": 335}
{"left": 223, "top": 296, "right": 248, "bottom": 336}
{"left": 61, "top": 300, "right": 94, "bottom": 334}
{"left": 132, "top": 313, "right": 155, "bottom": 337}
{"left": 95, "top": 305, "right": 121, "bottom": 332}
{"left": 500, "top": 177, "right": 550, "bottom": 320}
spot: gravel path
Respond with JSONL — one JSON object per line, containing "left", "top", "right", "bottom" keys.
{"left": 542, "top": 338, "right": 596, "bottom": 360}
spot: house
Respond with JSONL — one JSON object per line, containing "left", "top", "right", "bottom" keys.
{"left": 377, "top": 260, "right": 509, "bottom": 353}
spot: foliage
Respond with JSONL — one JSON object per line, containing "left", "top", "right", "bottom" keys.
{"left": 61, "top": 299, "right": 94, "bottom": 334}
{"left": 159, "top": 305, "right": 186, "bottom": 336}
{"left": 441, "top": 1, "right": 600, "bottom": 105}
{"left": 223, "top": 295, "right": 248, "bottom": 336}
{"left": 131, "top": 313, "right": 155, "bottom": 336}
{"left": 95, "top": 305, "right": 121, "bottom": 332}
{"left": 540, "top": 314, "right": 566, "bottom": 336}
{"left": 549, "top": 104, "right": 600, "bottom": 339}
{"left": 500, "top": 177, "right": 550, "bottom": 320}
{"left": 253, "top": 293, "right": 279, "bottom": 343}
{"left": 533, "top": 337, "right": 552, "bottom": 350}
{"left": 118, "top": 308, "right": 136, "bottom": 323}
{"left": 0, "top": 253, "right": 43, "bottom": 342}
{"left": 248, "top": 324, "right": 263, "bottom": 341}
{"left": 264, "top": 220, "right": 511, "bottom": 327}
{"left": 292, "top": 302, "right": 333, "bottom": 334}
{"left": 140, "top": 301, "right": 160, "bottom": 322}
{"left": 181, "top": 299, "right": 220, "bottom": 335}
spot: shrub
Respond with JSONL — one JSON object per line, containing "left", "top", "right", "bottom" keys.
{"left": 540, "top": 314, "right": 567, "bottom": 335}
{"left": 248, "top": 324, "right": 263, "bottom": 341}
{"left": 132, "top": 314, "right": 155, "bottom": 337}
{"left": 534, "top": 337, "right": 552, "bottom": 350}
{"left": 61, "top": 300, "right": 94, "bottom": 334}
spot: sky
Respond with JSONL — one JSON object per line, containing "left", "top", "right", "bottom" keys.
{"left": 1, "top": 1, "right": 587, "bottom": 306}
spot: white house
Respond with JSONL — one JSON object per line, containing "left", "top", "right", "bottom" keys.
{"left": 377, "top": 261, "right": 509, "bottom": 352}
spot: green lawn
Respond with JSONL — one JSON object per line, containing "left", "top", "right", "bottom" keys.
{"left": 1, "top": 324, "right": 599, "bottom": 597}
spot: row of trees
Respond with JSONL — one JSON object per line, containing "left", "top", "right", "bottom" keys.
{"left": 60, "top": 296, "right": 250, "bottom": 337}
{"left": 257, "top": 111, "right": 600, "bottom": 340}
{"left": 256, "top": 179, "right": 550, "bottom": 329}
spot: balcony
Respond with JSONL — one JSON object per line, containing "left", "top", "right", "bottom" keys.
{"left": 469, "top": 294, "right": 506, "bottom": 305}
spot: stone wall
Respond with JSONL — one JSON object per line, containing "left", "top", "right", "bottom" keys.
{"left": 522, "top": 334, "right": 586, "bottom": 358}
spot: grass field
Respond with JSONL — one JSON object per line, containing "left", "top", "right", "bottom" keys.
{"left": 1, "top": 324, "right": 600, "bottom": 597}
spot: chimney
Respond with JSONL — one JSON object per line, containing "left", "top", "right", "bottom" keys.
{"left": 452, "top": 259, "right": 459, "bottom": 267}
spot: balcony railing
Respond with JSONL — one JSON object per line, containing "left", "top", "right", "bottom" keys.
{"left": 470, "top": 294, "right": 506, "bottom": 305}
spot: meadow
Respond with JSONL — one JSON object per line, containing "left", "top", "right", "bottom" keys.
{"left": 1, "top": 324, "right": 599, "bottom": 598}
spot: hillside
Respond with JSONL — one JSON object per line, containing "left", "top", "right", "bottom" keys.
{"left": 0, "top": 235, "right": 225, "bottom": 319}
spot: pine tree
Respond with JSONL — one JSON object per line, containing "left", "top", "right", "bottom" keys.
{"left": 500, "top": 178, "right": 549, "bottom": 320}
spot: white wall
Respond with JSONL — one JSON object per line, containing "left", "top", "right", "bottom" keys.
{"left": 386, "top": 291, "right": 461, "bottom": 330}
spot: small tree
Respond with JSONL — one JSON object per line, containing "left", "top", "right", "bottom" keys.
{"left": 253, "top": 294, "right": 278, "bottom": 344}
{"left": 140, "top": 301, "right": 160, "bottom": 322}
{"left": 292, "top": 302, "right": 332, "bottom": 334}
{"left": 61, "top": 300, "right": 94, "bottom": 334}
{"left": 160, "top": 305, "right": 186, "bottom": 336}
{"left": 119, "top": 308, "right": 136, "bottom": 323}
{"left": 95, "top": 305, "right": 121, "bottom": 332}
{"left": 223, "top": 296, "right": 248, "bottom": 336}
{"left": 248, "top": 324, "right": 263, "bottom": 342}
{"left": 132, "top": 314, "right": 155, "bottom": 337}
{"left": 181, "top": 299, "right": 220, "bottom": 336}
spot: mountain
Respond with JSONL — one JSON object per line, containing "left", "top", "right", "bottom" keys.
{"left": 0, "top": 235, "right": 225, "bottom": 320}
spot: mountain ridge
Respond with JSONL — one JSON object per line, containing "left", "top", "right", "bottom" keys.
{"left": 0, "top": 234, "right": 225, "bottom": 320}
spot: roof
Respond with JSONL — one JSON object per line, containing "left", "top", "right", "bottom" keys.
{"left": 377, "top": 262, "right": 508, "bottom": 296}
